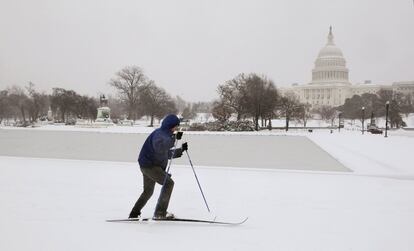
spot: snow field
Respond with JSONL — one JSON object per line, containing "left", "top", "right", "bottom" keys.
{"left": 1, "top": 127, "right": 414, "bottom": 250}
{"left": 1, "top": 155, "right": 414, "bottom": 251}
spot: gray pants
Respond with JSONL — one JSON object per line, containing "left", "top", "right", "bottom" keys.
{"left": 130, "top": 166, "right": 174, "bottom": 217}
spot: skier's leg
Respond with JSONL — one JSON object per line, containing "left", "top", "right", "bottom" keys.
{"left": 141, "top": 166, "right": 174, "bottom": 217}
{"left": 129, "top": 170, "right": 155, "bottom": 218}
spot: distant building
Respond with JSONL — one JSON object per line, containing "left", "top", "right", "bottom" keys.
{"left": 280, "top": 27, "right": 414, "bottom": 107}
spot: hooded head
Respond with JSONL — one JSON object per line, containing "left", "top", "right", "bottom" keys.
{"left": 160, "top": 114, "right": 180, "bottom": 131}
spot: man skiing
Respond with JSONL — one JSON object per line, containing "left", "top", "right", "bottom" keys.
{"left": 129, "top": 114, "right": 188, "bottom": 220}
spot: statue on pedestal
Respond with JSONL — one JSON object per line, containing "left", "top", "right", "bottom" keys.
{"left": 95, "top": 94, "right": 113, "bottom": 125}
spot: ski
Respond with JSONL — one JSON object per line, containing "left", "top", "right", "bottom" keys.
{"left": 106, "top": 217, "right": 248, "bottom": 225}
{"left": 152, "top": 217, "right": 248, "bottom": 225}
{"left": 106, "top": 218, "right": 150, "bottom": 222}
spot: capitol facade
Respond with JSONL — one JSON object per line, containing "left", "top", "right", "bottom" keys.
{"left": 281, "top": 27, "right": 414, "bottom": 107}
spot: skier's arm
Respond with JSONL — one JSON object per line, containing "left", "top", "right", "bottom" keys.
{"left": 169, "top": 148, "right": 183, "bottom": 159}
{"left": 168, "top": 142, "right": 187, "bottom": 159}
{"left": 152, "top": 133, "right": 175, "bottom": 154}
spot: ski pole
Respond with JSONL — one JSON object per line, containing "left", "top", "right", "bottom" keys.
{"left": 185, "top": 150, "right": 210, "bottom": 213}
{"left": 165, "top": 138, "right": 179, "bottom": 174}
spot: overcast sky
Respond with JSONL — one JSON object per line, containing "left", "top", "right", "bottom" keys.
{"left": 0, "top": 0, "right": 413, "bottom": 102}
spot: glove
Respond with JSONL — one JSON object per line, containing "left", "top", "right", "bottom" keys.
{"left": 176, "top": 131, "right": 183, "bottom": 140}
{"left": 181, "top": 142, "right": 188, "bottom": 151}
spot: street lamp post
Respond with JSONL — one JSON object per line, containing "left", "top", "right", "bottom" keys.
{"left": 338, "top": 112, "right": 342, "bottom": 132}
{"left": 361, "top": 107, "right": 365, "bottom": 135}
{"left": 385, "top": 101, "right": 390, "bottom": 138}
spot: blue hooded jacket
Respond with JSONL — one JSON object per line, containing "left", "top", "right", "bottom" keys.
{"left": 138, "top": 114, "right": 182, "bottom": 169}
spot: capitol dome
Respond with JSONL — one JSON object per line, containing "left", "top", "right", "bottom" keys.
{"left": 311, "top": 27, "right": 350, "bottom": 85}
{"left": 318, "top": 44, "right": 344, "bottom": 58}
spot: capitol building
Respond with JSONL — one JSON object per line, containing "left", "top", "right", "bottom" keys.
{"left": 281, "top": 27, "right": 414, "bottom": 107}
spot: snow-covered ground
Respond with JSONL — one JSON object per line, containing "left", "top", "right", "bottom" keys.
{"left": 1, "top": 128, "right": 414, "bottom": 250}
{"left": 1, "top": 112, "right": 413, "bottom": 131}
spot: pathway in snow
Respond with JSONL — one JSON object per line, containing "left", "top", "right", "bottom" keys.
{"left": 307, "top": 131, "right": 414, "bottom": 180}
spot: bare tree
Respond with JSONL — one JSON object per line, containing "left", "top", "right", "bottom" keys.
{"left": 297, "top": 103, "right": 312, "bottom": 127}
{"left": 376, "top": 89, "right": 405, "bottom": 128}
{"left": 215, "top": 73, "right": 279, "bottom": 130}
{"left": 50, "top": 88, "right": 80, "bottom": 122}
{"left": 25, "top": 82, "right": 49, "bottom": 122}
{"left": 76, "top": 95, "right": 98, "bottom": 121}
{"left": 240, "top": 74, "right": 278, "bottom": 131}
{"left": 278, "top": 92, "right": 303, "bottom": 131}
{"left": 7, "top": 86, "right": 30, "bottom": 122}
{"left": 212, "top": 100, "right": 232, "bottom": 122}
{"left": 259, "top": 80, "right": 279, "bottom": 128}
{"left": 397, "top": 93, "right": 414, "bottom": 118}
{"left": 217, "top": 73, "right": 248, "bottom": 120}
{"left": 107, "top": 95, "right": 126, "bottom": 121}
{"left": 109, "top": 66, "right": 148, "bottom": 120}
{"left": 315, "top": 105, "right": 338, "bottom": 126}
{"left": 0, "top": 89, "right": 11, "bottom": 123}
{"left": 140, "top": 81, "right": 177, "bottom": 126}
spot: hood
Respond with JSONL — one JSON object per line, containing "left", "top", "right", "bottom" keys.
{"left": 160, "top": 114, "right": 180, "bottom": 130}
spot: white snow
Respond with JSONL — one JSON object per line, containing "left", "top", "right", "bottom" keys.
{"left": 1, "top": 128, "right": 414, "bottom": 250}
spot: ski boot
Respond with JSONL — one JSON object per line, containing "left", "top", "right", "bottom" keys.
{"left": 128, "top": 211, "right": 141, "bottom": 219}
{"left": 152, "top": 212, "right": 175, "bottom": 220}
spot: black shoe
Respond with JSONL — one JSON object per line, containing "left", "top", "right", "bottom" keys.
{"left": 129, "top": 211, "right": 141, "bottom": 219}
{"left": 153, "top": 212, "right": 175, "bottom": 220}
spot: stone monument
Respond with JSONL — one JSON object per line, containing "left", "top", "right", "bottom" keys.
{"left": 95, "top": 94, "right": 114, "bottom": 125}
